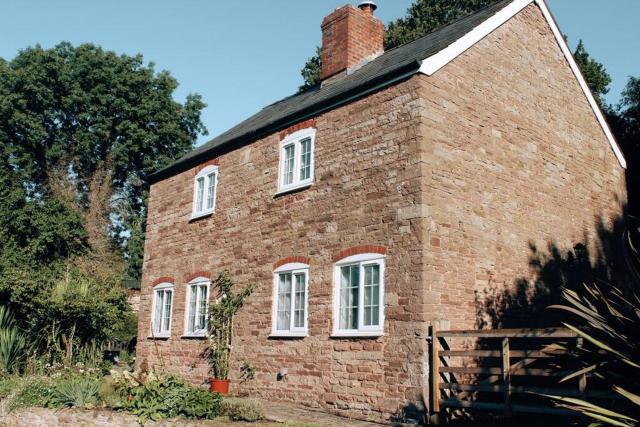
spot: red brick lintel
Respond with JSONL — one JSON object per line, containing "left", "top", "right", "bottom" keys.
{"left": 279, "top": 119, "right": 317, "bottom": 140}
{"left": 184, "top": 271, "right": 212, "bottom": 283}
{"left": 195, "top": 158, "right": 220, "bottom": 174}
{"left": 273, "top": 256, "right": 312, "bottom": 270}
{"left": 151, "top": 276, "right": 175, "bottom": 287}
{"left": 332, "top": 245, "right": 387, "bottom": 263}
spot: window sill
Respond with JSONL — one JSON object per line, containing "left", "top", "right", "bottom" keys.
{"left": 331, "top": 330, "right": 384, "bottom": 338}
{"left": 190, "top": 210, "right": 214, "bottom": 221}
{"left": 147, "top": 335, "right": 170, "bottom": 340}
{"left": 181, "top": 334, "right": 207, "bottom": 339}
{"left": 269, "top": 331, "right": 308, "bottom": 338}
{"left": 274, "top": 182, "right": 312, "bottom": 198}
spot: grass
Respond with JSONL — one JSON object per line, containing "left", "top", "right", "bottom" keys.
{"left": 0, "top": 377, "right": 19, "bottom": 400}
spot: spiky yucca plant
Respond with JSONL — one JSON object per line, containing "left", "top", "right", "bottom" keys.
{"left": 546, "top": 281, "right": 640, "bottom": 425}
{"left": 0, "top": 305, "right": 26, "bottom": 374}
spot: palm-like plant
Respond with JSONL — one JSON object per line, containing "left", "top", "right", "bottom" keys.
{"left": 0, "top": 305, "right": 26, "bottom": 374}
{"left": 545, "top": 225, "right": 640, "bottom": 426}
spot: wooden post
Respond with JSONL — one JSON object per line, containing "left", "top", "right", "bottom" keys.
{"left": 576, "top": 337, "right": 587, "bottom": 397}
{"left": 501, "top": 337, "right": 511, "bottom": 417}
{"left": 429, "top": 321, "right": 441, "bottom": 422}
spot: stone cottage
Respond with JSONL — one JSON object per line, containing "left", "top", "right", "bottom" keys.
{"left": 136, "top": 0, "right": 626, "bottom": 422}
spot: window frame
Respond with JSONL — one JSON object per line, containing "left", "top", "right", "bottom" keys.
{"left": 276, "top": 128, "right": 316, "bottom": 194}
{"left": 332, "top": 253, "right": 385, "bottom": 337}
{"left": 150, "top": 282, "right": 174, "bottom": 338}
{"left": 191, "top": 165, "right": 219, "bottom": 220}
{"left": 183, "top": 277, "right": 211, "bottom": 338}
{"left": 271, "top": 262, "right": 310, "bottom": 337}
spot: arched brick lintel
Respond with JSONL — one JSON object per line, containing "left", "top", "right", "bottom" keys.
{"left": 184, "top": 271, "right": 212, "bottom": 283}
{"left": 273, "top": 256, "right": 311, "bottom": 270}
{"left": 151, "top": 276, "right": 175, "bottom": 287}
{"left": 332, "top": 245, "right": 387, "bottom": 263}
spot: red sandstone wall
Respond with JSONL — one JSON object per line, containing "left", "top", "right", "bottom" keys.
{"left": 416, "top": 4, "right": 626, "bottom": 329}
{"left": 137, "top": 77, "right": 428, "bottom": 422}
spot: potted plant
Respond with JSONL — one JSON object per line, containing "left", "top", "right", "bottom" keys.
{"left": 206, "top": 271, "right": 254, "bottom": 394}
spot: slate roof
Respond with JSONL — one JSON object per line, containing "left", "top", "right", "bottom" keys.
{"left": 150, "top": 0, "right": 513, "bottom": 182}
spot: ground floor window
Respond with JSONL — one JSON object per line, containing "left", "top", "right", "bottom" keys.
{"left": 184, "top": 277, "right": 210, "bottom": 336}
{"left": 333, "top": 254, "right": 384, "bottom": 337}
{"left": 152, "top": 283, "right": 174, "bottom": 338}
{"left": 272, "top": 262, "right": 309, "bottom": 337}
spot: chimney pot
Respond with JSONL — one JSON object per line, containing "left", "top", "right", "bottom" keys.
{"left": 358, "top": 1, "right": 377, "bottom": 14}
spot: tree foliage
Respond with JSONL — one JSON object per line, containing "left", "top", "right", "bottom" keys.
{"left": 0, "top": 42, "right": 207, "bottom": 277}
{"left": 0, "top": 42, "right": 207, "bottom": 366}
{"left": 573, "top": 40, "right": 612, "bottom": 109}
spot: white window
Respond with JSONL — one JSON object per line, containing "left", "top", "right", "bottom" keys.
{"left": 271, "top": 262, "right": 309, "bottom": 337}
{"left": 277, "top": 128, "right": 315, "bottom": 193}
{"left": 192, "top": 165, "right": 219, "bottom": 219}
{"left": 332, "top": 253, "right": 385, "bottom": 337}
{"left": 151, "top": 282, "right": 174, "bottom": 338}
{"left": 184, "top": 277, "right": 211, "bottom": 337}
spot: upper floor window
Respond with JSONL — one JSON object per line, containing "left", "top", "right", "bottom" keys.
{"left": 192, "top": 165, "right": 218, "bottom": 219}
{"left": 278, "top": 128, "right": 316, "bottom": 193}
{"left": 151, "top": 282, "right": 174, "bottom": 338}
{"left": 271, "top": 262, "right": 309, "bottom": 337}
{"left": 184, "top": 277, "right": 210, "bottom": 337}
{"left": 332, "top": 253, "right": 385, "bottom": 337}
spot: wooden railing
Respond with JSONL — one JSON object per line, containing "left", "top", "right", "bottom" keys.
{"left": 427, "top": 324, "right": 605, "bottom": 424}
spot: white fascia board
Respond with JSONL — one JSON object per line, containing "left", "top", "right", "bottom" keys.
{"left": 419, "top": 0, "right": 533, "bottom": 76}
{"left": 418, "top": 0, "right": 626, "bottom": 169}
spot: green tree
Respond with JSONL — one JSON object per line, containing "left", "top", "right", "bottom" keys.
{"left": 299, "top": 0, "right": 494, "bottom": 90}
{"left": 573, "top": 40, "right": 612, "bottom": 109}
{"left": 0, "top": 42, "right": 207, "bottom": 278}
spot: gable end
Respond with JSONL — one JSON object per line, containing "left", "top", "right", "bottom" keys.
{"left": 418, "top": 0, "right": 626, "bottom": 169}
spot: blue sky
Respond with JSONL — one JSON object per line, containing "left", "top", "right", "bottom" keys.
{"left": 1, "top": 1, "right": 638, "bottom": 145}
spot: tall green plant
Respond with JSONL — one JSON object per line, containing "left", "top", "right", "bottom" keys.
{"left": 206, "top": 271, "right": 254, "bottom": 380}
{"left": 0, "top": 305, "right": 26, "bottom": 374}
{"left": 544, "top": 227, "right": 640, "bottom": 425}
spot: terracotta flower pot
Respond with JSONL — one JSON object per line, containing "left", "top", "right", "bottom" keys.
{"left": 209, "top": 378, "right": 230, "bottom": 394}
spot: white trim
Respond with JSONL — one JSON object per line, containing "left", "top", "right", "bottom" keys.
{"left": 277, "top": 128, "right": 316, "bottom": 194}
{"left": 271, "top": 263, "right": 310, "bottom": 338}
{"left": 191, "top": 165, "right": 219, "bottom": 219}
{"left": 183, "top": 277, "right": 211, "bottom": 338}
{"left": 332, "top": 253, "right": 385, "bottom": 337}
{"left": 150, "top": 282, "right": 174, "bottom": 339}
{"left": 418, "top": 0, "right": 626, "bottom": 169}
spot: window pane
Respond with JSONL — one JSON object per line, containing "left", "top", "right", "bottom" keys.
{"left": 277, "top": 273, "right": 292, "bottom": 330}
{"left": 153, "top": 290, "right": 163, "bottom": 334}
{"left": 187, "top": 286, "right": 197, "bottom": 333}
{"left": 206, "top": 173, "right": 216, "bottom": 210}
{"left": 293, "top": 273, "right": 306, "bottom": 328}
{"left": 162, "top": 291, "right": 172, "bottom": 332}
{"left": 283, "top": 144, "right": 295, "bottom": 186}
{"left": 363, "top": 264, "right": 380, "bottom": 326}
{"left": 197, "top": 285, "right": 208, "bottom": 330}
{"left": 195, "top": 177, "right": 204, "bottom": 212}
{"left": 339, "top": 265, "right": 359, "bottom": 330}
{"left": 299, "top": 138, "right": 312, "bottom": 181}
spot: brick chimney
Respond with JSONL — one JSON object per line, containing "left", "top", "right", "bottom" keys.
{"left": 320, "top": 1, "right": 384, "bottom": 83}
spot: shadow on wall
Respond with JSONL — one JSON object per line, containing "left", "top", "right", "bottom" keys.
{"left": 475, "top": 206, "right": 634, "bottom": 329}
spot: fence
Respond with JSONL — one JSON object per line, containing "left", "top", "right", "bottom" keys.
{"left": 427, "top": 324, "right": 608, "bottom": 424}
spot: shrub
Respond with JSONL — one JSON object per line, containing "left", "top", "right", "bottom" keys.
{"left": 99, "top": 375, "right": 127, "bottom": 408}
{"left": 220, "top": 398, "right": 264, "bottom": 422}
{"left": 52, "top": 375, "right": 100, "bottom": 408}
{"left": 115, "top": 374, "right": 222, "bottom": 425}
{"left": 9, "top": 376, "right": 60, "bottom": 410}
{"left": 0, "top": 376, "right": 19, "bottom": 399}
